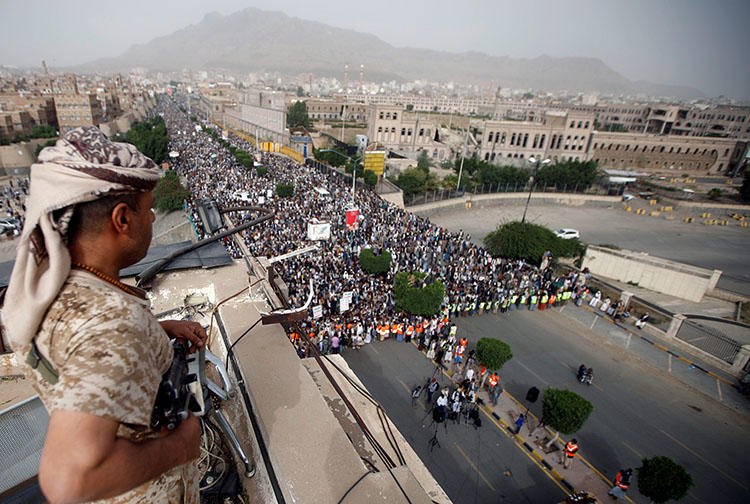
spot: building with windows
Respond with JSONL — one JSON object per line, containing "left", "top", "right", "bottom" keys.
{"left": 590, "top": 132, "right": 747, "bottom": 175}
{"left": 478, "top": 110, "right": 596, "bottom": 163}
{"left": 367, "top": 105, "right": 449, "bottom": 159}
{"left": 303, "top": 99, "right": 368, "bottom": 122}
{"left": 53, "top": 94, "right": 104, "bottom": 134}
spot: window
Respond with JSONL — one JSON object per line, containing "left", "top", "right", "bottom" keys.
{"left": 501, "top": 132, "right": 506, "bottom": 144}
{"left": 523, "top": 133, "right": 528, "bottom": 147}
{"left": 407, "top": 129, "right": 412, "bottom": 136}
{"left": 401, "top": 128, "right": 406, "bottom": 136}
{"left": 724, "top": 149, "right": 729, "bottom": 156}
{"left": 393, "top": 113, "right": 397, "bottom": 120}
{"left": 379, "top": 112, "right": 384, "bottom": 119}
{"left": 488, "top": 132, "right": 494, "bottom": 142}
{"left": 419, "top": 128, "right": 424, "bottom": 136}
{"left": 386, "top": 112, "right": 391, "bottom": 119}
{"left": 570, "top": 121, "right": 575, "bottom": 128}
{"left": 532, "top": 134, "right": 539, "bottom": 149}
{"left": 377, "top": 127, "right": 383, "bottom": 133}
{"left": 511, "top": 133, "right": 516, "bottom": 145}
{"left": 584, "top": 121, "right": 589, "bottom": 128}
{"left": 577, "top": 121, "right": 583, "bottom": 128}
{"left": 485, "top": 153, "right": 490, "bottom": 160}
{"left": 551, "top": 134, "right": 557, "bottom": 148}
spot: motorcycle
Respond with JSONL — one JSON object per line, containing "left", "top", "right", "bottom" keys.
{"left": 577, "top": 365, "right": 593, "bottom": 386}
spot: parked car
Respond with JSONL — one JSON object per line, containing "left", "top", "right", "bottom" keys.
{"left": 622, "top": 193, "right": 635, "bottom": 202}
{"left": 555, "top": 228, "right": 580, "bottom": 239}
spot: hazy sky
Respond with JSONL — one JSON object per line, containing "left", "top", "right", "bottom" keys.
{"left": 1, "top": 0, "right": 748, "bottom": 99}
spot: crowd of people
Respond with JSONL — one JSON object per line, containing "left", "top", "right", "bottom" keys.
{"left": 0, "top": 176, "right": 29, "bottom": 237}
{"left": 157, "top": 96, "right": 597, "bottom": 364}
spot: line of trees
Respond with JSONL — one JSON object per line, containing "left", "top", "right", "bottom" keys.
{"left": 115, "top": 116, "right": 169, "bottom": 165}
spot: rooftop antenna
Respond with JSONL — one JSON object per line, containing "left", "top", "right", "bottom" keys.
{"left": 359, "top": 64, "right": 364, "bottom": 92}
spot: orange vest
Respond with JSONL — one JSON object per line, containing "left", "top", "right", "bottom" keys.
{"left": 290, "top": 332, "right": 299, "bottom": 341}
{"left": 488, "top": 374, "right": 498, "bottom": 387}
{"left": 406, "top": 325, "right": 414, "bottom": 335}
{"left": 615, "top": 472, "right": 629, "bottom": 490}
{"left": 308, "top": 331, "right": 315, "bottom": 339}
{"left": 456, "top": 346, "right": 465, "bottom": 356}
{"left": 415, "top": 322, "right": 424, "bottom": 333}
{"left": 459, "top": 338, "right": 468, "bottom": 347}
{"left": 395, "top": 323, "right": 404, "bottom": 335}
{"left": 564, "top": 442, "right": 579, "bottom": 457}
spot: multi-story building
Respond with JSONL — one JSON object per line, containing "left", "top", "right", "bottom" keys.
{"left": 337, "top": 92, "right": 494, "bottom": 116}
{"left": 367, "top": 105, "right": 450, "bottom": 159}
{"left": 0, "top": 95, "right": 57, "bottom": 130}
{"left": 53, "top": 93, "right": 104, "bottom": 134}
{"left": 303, "top": 99, "right": 368, "bottom": 121}
{"left": 591, "top": 132, "right": 747, "bottom": 175}
{"left": 478, "top": 110, "right": 596, "bottom": 163}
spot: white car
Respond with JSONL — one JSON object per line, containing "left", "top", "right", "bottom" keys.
{"left": 555, "top": 228, "right": 580, "bottom": 239}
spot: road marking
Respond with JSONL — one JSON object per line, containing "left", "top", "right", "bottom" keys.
{"left": 590, "top": 317, "right": 597, "bottom": 329}
{"left": 668, "top": 353, "right": 672, "bottom": 373}
{"left": 626, "top": 333, "right": 632, "bottom": 349}
{"left": 660, "top": 429, "right": 747, "bottom": 490}
{"left": 455, "top": 443, "right": 496, "bottom": 491}
{"left": 622, "top": 441, "right": 644, "bottom": 459}
{"left": 518, "top": 360, "right": 549, "bottom": 386}
{"left": 592, "top": 382, "right": 604, "bottom": 392}
{"left": 370, "top": 345, "right": 379, "bottom": 354}
{"left": 398, "top": 379, "right": 411, "bottom": 394}
{"left": 716, "top": 378, "right": 723, "bottom": 401}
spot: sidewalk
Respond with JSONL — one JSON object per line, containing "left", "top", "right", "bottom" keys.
{"left": 414, "top": 342, "right": 622, "bottom": 503}
{"left": 553, "top": 301, "right": 750, "bottom": 417}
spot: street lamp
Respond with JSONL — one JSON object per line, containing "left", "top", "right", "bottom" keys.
{"left": 319, "top": 149, "right": 363, "bottom": 201}
{"left": 521, "top": 156, "right": 550, "bottom": 224}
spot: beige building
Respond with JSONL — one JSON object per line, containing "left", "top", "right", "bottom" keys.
{"left": 478, "top": 110, "right": 596, "bottom": 163}
{"left": 367, "top": 105, "right": 450, "bottom": 159}
{"left": 591, "top": 131, "right": 747, "bottom": 174}
{"left": 53, "top": 94, "right": 104, "bottom": 134}
{"left": 303, "top": 99, "right": 368, "bottom": 122}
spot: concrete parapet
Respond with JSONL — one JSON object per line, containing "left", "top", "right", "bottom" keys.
{"left": 582, "top": 245, "right": 721, "bottom": 303}
{"left": 412, "top": 192, "right": 620, "bottom": 216}
{"left": 732, "top": 345, "right": 750, "bottom": 371}
{"left": 666, "top": 314, "right": 686, "bottom": 340}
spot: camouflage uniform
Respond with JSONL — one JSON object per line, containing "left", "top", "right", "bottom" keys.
{"left": 23, "top": 270, "right": 199, "bottom": 504}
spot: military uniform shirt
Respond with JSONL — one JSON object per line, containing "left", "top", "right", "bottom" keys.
{"left": 23, "top": 270, "right": 199, "bottom": 504}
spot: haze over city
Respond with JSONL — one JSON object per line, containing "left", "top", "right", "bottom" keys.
{"left": 2, "top": 0, "right": 749, "bottom": 100}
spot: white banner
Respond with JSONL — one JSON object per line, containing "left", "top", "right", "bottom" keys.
{"left": 312, "top": 305, "right": 323, "bottom": 319}
{"left": 339, "top": 298, "right": 350, "bottom": 313}
{"left": 307, "top": 221, "right": 331, "bottom": 241}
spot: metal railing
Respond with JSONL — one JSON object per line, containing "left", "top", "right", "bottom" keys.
{"left": 675, "top": 319, "right": 742, "bottom": 364}
{"left": 403, "top": 182, "right": 618, "bottom": 207}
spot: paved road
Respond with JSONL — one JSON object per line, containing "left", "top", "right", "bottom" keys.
{"left": 343, "top": 342, "right": 567, "bottom": 504}
{"left": 424, "top": 202, "right": 750, "bottom": 296}
{"left": 345, "top": 309, "right": 750, "bottom": 503}
{"left": 451, "top": 309, "right": 750, "bottom": 503}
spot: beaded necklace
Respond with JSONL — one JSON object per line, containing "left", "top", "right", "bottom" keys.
{"left": 72, "top": 262, "right": 144, "bottom": 299}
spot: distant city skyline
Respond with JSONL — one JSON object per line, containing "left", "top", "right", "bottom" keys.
{"left": 1, "top": 0, "right": 748, "bottom": 100}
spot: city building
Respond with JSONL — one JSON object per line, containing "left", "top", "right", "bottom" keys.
{"left": 478, "top": 110, "right": 596, "bottom": 163}
{"left": 53, "top": 93, "right": 104, "bottom": 134}
{"left": 367, "top": 105, "right": 450, "bottom": 159}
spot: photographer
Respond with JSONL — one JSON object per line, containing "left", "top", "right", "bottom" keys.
{"left": 4, "top": 127, "right": 206, "bottom": 503}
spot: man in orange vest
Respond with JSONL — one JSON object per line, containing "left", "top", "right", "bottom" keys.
{"left": 608, "top": 468, "right": 633, "bottom": 500}
{"left": 562, "top": 439, "right": 579, "bottom": 469}
{"left": 394, "top": 322, "right": 404, "bottom": 342}
{"left": 488, "top": 372, "right": 500, "bottom": 405}
{"left": 405, "top": 323, "right": 414, "bottom": 340}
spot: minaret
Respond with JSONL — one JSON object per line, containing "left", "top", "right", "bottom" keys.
{"left": 359, "top": 64, "right": 364, "bottom": 92}
{"left": 344, "top": 64, "right": 349, "bottom": 92}
{"left": 41, "top": 60, "right": 49, "bottom": 76}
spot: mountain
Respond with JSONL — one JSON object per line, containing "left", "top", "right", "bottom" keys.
{"left": 79, "top": 8, "right": 705, "bottom": 99}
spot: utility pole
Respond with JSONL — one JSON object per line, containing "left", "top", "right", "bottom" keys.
{"left": 456, "top": 117, "right": 472, "bottom": 191}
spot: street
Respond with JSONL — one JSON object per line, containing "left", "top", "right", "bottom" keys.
{"left": 344, "top": 308, "right": 750, "bottom": 503}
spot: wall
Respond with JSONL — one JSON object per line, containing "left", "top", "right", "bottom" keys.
{"left": 582, "top": 245, "right": 721, "bottom": 302}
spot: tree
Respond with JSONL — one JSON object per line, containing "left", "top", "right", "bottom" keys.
{"left": 314, "top": 148, "right": 346, "bottom": 167}
{"left": 396, "top": 167, "right": 427, "bottom": 195}
{"left": 296, "top": 86, "right": 304, "bottom": 97}
{"left": 406, "top": 104, "right": 414, "bottom": 111}
{"left": 359, "top": 248, "right": 392, "bottom": 274}
{"left": 120, "top": 116, "right": 169, "bottom": 164}
{"left": 475, "top": 338, "right": 513, "bottom": 371}
{"left": 535, "top": 160, "right": 599, "bottom": 190}
{"left": 394, "top": 271, "right": 445, "bottom": 315}
{"left": 707, "top": 187, "right": 722, "bottom": 200}
{"left": 637, "top": 456, "right": 693, "bottom": 503}
{"left": 483, "top": 221, "right": 583, "bottom": 265}
{"left": 363, "top": 169, "right": 378, "bottom": 187}
{"left": 31, "top": 125, "right": 57, "bottom": 138}
{"left": 541, "top": 388, "right": 593, "bottom": 447}
{"left": 153, "top": 171, "right": 190, "bottom": 211}
{"left": 417, "top": 150, "right": 431, "bottom": 174}
{"left": 287, "top": 101, "right": 311, "bottom": 129}
{"left": 256, "top": 166, "right": 268, "bottom": 177}
{"left": 276, "top": 182, "right": 294, "bottom": 197}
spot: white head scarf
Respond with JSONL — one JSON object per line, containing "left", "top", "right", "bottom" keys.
{"left": 3, "top": 126, "right": 163, "bottom": 349}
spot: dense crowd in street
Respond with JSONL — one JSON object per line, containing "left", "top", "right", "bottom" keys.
{"left": 0, "top": 177, "right": 29, "bottom": 237}
{"left": 157, "top": 96, "right": 596, "bottom": 367}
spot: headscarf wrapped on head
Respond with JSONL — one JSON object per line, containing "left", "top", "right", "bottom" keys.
{"left": 3, "top": 126, "right": 163, "bottom": 349}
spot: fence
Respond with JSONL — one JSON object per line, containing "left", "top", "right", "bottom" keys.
{"left": 403, "top": 182, "right": 620, "bottom": 207}
{"left": 675, "top": 317, "right": 744, "bottom": 364}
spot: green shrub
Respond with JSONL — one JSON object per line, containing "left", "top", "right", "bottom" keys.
{"left": 394, "top": 271, "right": 445, "bottom": 315}
{"left": 535, "top": 160, "right": 598, "bottom": 190}
{"left": 483, "top": 221, "right": 584, "bottom": 264}
{"left": 31, "top": 125, "right": 57, "bottom": 138}
{"left": 475, "top": 338, "right": 513, "bottom": 371}
{"left": 276, "top": 183, "right": 294, "bottom": 197}
{"left": 359, "top": 248, "right": 392, "bottom": 274}
{"left": 256, "top": 166, "right": 268, "bottom": 177}
{"left": 707, "top": 188, "right": 722, "bottom": 200}
{"left": 153, "top": 175, "right": 190, "bottom": 211}
{"left": 190, "top": 115, "right": 197, "bottom": 122}
{"left": 364, "top": 169, "right": 378, "bottom": 187}
{"left": 637, "top": 456, "right": 693, "bottom": 503}
{"left": 396, "top": 167, "right": 427, "bottom": 195}
{"left": 120, "top": 116, "right": 169, "bottom": 164}
{"left": 541, "top": 388, "right": 593, "bottom": 435}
